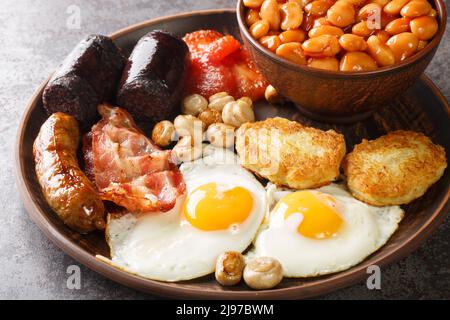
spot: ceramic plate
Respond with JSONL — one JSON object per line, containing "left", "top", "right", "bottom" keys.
{"left": 15, "top": 9, "right": 450, "bottom": 299}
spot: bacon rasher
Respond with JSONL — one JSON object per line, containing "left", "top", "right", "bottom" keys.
{"left": 86, "top": 104, "right": 185, "bottom": 212}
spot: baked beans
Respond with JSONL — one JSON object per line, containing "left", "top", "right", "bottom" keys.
{"left": 279, "top": 29, "right": 306, "bottom": 43}
{"left": 243, "top": 0, "right": 265, "bottom": 8}
{"left": 339, "top": 34, "right": 367, "bottom": 51}
{"left": 352, "top": 21, "right": 374, "bottom": 37}
{"left": 309, "top": 25, "right": 344, "bottom": 38}
{"left": 417, "top": 39, "right": 428, "bottom": 51}
{"left": 327, "top": 1, "right": 355, "bottom": 28}
{"left": 383, "top": 0, "right": 410, "bottom": 16}
{"left": 428, "top": 8, "right": 437, "bottom": 18}
{"left": 302, "top": 34, "right": 341, "bottom": 57}
{"left": 305, "top": 0, "right": 333, "bottom": 16}
{"left": 276, "top": 42, "right": 307, "bottom": 65}
{"left": 386, "top": 32, "right": 419, "bottom": 62}
{"left": 245, "top": 9, "right": 261, "bottom": 26}
{"left": 243, "top": 0, "right": 439, "bottom": 71}
{"left": 313, "top": 17, "right": 331, "bottom": 27}
{"left": 260, "top": 35, "right": 283, "bottom": 51}
{"left": 410, "top": 15, "right": 438, "bottom": 40}
{"left": 308, "top": 57, "right": 340, "bottom": 70}
{"left": 400, "top": 1, "right": 432, "bottom": 18}
{"left": 260, "top": 0, "right": 281, "bottom": 30}
{"left": 280, "top": 1, "right": 304, "bottom": 30}
{"left": 367, "top": 35, "right": 396, "bottom": 66}
{"left": 250, "top": 20, "right": 270, "bottom": 39}
{"left": 375, "top": 29, "right": 391, "bottom": 42}
{"left": 345, "top": 0, "right": 367, "bottom": 6}
{"left": 358, "top": 3, "right": 382, "bottom": 22}
{"left": 385, "top": 17, "right": 411, "bottom": 35}
{"left": 371, "top": 0, "right": 389, "bottom": 7}
{"left": 340, "top": 52, "right": 378, "bottom": 71}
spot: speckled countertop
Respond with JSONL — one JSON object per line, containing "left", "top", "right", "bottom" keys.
{"left": 1, "top": 0, "right": 449, "bottom": 299}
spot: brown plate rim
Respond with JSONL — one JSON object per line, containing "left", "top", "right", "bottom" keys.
{"left": 15, "top": 9, "right": 450, "bottom": 300}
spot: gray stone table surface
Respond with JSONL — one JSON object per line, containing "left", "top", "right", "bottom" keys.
{"left": 1, "top": 0, "right": 449, "bottom": 300}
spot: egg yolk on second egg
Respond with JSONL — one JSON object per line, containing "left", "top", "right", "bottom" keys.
{"left": 276, "top": 191, "right": 343, "bottom": 240}
{"left": 183, "top": 183, "right": 254, "bottom": 231}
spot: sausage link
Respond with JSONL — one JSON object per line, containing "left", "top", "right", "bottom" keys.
{"left": 116, "top": 31, "right": 190, "bottom": 124}
{"left": 42, "top": 35, "right": 125, "bottom": 129}
{"left": 33, "top": 113, "right": 105, "bottom": 233}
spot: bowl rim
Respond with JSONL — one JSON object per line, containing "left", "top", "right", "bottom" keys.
{"left": 237, "top": 0, "right": 447, "bottom": 78}
{"left": 15, "top": 8, "right": 450, "bottom": 299}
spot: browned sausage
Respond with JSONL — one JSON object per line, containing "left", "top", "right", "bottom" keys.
{"left": 33, "top": 113, "right": 105, "bottom": 233}
{"left": 116, "top": 31, "right": 190, "bottom": 124}
{"left": 42, "top": 35, "right": 125, "bottom": 129}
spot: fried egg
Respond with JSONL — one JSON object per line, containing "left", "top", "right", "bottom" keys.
{"left": 103, "top": 148, "right": 267, "bottom": 282}
{"left": 247, "top": 183, "right": 404, "bottom": 277}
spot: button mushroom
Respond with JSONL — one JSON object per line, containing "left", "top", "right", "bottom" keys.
{"left": 238, "top": 96, "right": 253, "bottom": 107}
{"left": 215, "top": 251, "right": 245, "bottom": 286}
{"left": 222, "top": 100, "right": 255, "bottom": 127}
{"left": 151, "top": 120, "right": 176, "bottom": 147}
{"left": 264, "top": 85, "right": 284, "bottom": 104}
{"left": 182, "top": 94, "right": 208, "bottom": 116}
{"left": 198, "top": 108, "right": 223, "bottom": 128}
{"left": 173, "top": 114, "right": 205, "bottom": 138}
{"left": 205, "top": 123, "right": 235, "bottom": 148}
{"left": 172, "top": 136, "right": 203, "bottom": 163}
{"left": 208, "top": 92, "right": 235, "bottom": 112}
{"left": 243, "top": 256, "right": 283, "bottom": 290}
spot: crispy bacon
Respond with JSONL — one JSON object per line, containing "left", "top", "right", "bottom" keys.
{"left": 88, "top": 104, "right": 185, "bottom": 212}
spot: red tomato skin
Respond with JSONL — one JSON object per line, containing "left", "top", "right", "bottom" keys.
{"left": 183, "top": 30, "right": 268, "bottom": 101}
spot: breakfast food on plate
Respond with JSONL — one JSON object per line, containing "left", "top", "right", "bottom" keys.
{"left": 243, "top": 256, "right": 283, "bottom": 290}
{"left": 82, "top": 132, "right": 96, "bottom": 183}
{"left": 33, "top": 113, "right": 105, "bottom": 233}
{"left": 151, "top": 120, "right": 176, "bottom": 147}
{"left": 172, "top": 136, "right": 204, "bottom": 163}
{"left": 222, "top": 98, "right": 255, "bottom": 127}
{"left": 235, "top": 117, "right": 346, "bottom": 189}
{"left": 342, "top": 130, "right": 447, "bottom": 206}
{"left": 206, "top": 123, "right": 236, "bottom": 148}
{"left": 182, "top": 93, "right": 208, "bottom": 116}
{"left": 84, "top": 104, "right": 185, "bottom": 212}
{"left": 215, "top": 251, "right": 245, "bottom": 286}
{"left": 117, "top": 31, "right": 190, "bottom": 123}
{"left": 103, "top": 148, "right": 267, "bottom": 281}
{"left": 173, "top": 114, "right": 206, "bottom": 138}
{"left": 43, "top": 35, "right": 125, "bottom": 127}
{"left": 264, "top": 84, "right": 284, "bottom": 104}
{"left": 208, "top": 92, "right": 236, "bottom": 111}
{"left": 183, "top": 30, "right": 269, "bottom": 100}
{"left": 198, "top": 108, "right": 223, "bottom": 127}
{"left": 248, "top": 183, "right": 404, "bottom": 277}
{"left": 32, "top": 22, "right": 448, "bottom": 291}
{"left": 243, "top": 0, "right": 440, "bottom": 71}
{"left": 153, "top": 91, "right": 257, "bottom": 155}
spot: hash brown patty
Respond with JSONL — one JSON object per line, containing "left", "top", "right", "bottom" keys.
{"left": 342, "top": 130, "right": 447, "bottom": 206}
{"left": 235, "top": 117, "right": 346, "bottom": 189}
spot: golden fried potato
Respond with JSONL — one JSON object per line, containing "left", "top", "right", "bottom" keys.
{"left": 235, "top": 117, "right": 346, "bottom": 189}
{"left": 342, "top": 131, "right": 447, "bottom": 206}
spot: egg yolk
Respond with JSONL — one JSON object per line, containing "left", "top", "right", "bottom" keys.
{"left": 276, "top": 191, "right": 343, "bottom": 239}
{"left": 183, "top": 183, "right": 254, "bottom": 231}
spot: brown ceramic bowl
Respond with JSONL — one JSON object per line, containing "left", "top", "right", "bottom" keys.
{"left": 237, "top": 0, "right": 447, "bottom": 123}
{"left": 16, "top": 9, "right": 450, "bottom": 299}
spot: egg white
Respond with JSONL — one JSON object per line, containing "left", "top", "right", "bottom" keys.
{"left": 104, "top": 148, "right": 267, "bottom": 282}
{"left": 247, "top": 183, "right": 404, "bottom": 278}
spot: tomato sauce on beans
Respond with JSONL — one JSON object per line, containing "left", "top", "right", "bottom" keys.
{"left": 244, "top": 0, "right": 439, "bottom": 71}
